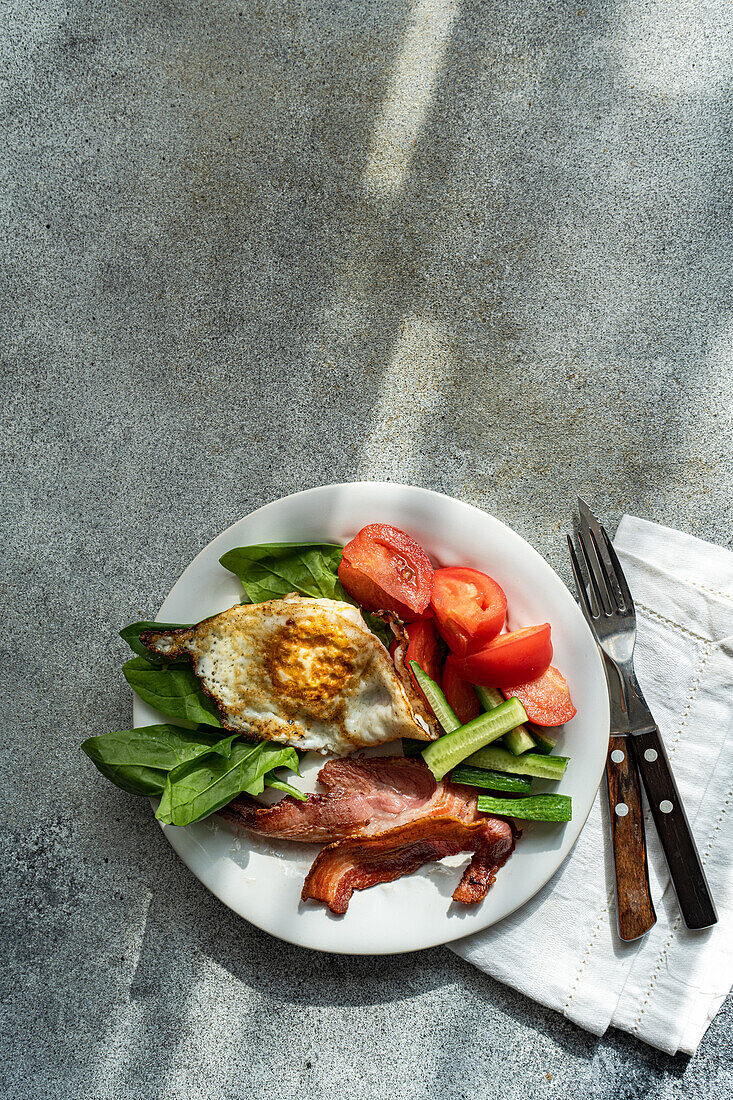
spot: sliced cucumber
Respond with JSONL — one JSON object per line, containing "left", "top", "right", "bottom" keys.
{"left": 531, "top": 727, "right": 557, "bottom": 754}
{"left": 465, "top": 745, "right": 569, "bottom": 780}
{"left": 409, "top": 661, "right": 460, "bottom": 734}
{"left": 475, "top": 685, "right": 537, "bottom": 755}
{"left": 503, "top": 727, "right": 537, "bottom": 755}
{"left": 401, "top": 738, "right": 427, "bottom": 758}
{"left": 477, "top": 793, "right": 572, "bottom": 822}
{"left": 421, "top": 697, "right": 527, "bottom": 781}
{"left": 451, "top": 765, "right": 532, "bottom": 795}
{"left": 475, "top": 685, "right": 504, "bottom": 709}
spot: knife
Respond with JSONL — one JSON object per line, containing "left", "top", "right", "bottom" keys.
{"left": 603, "top": 653, "right": 656, "bottom": 940}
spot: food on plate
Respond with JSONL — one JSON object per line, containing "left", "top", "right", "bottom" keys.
{"left": 530, "top": 726, "right": 558, "bottom": 753}
{"left": 503, "top": 666, "right": 577, "bottom": 726}
{"left": 465, "top": 744, "right": 569, "bottom": 780}
{"left": 409, "top": 659, "right": 531, "bottom": 780}
{"left": 337, "top": 523, "right": 433, "bottom": 621}
{"left": 452, "top": 623, "right": 553, "bottom": 688}
{"left": 430, "top": 567, "right": 507, "bottom": 655}
{"left": 476, "top": 794, "right": 573, "bottom": 822}
{"left": 140, "top": 595, "right": 438, "bottom": 755}
{"left": 84, "top": 516, "right": 577, "bottom": 919}
{"left": 474, "top": 684, "right": 537, "bottom": 755}
{"left": 441, "top": 656, "right": 480, "bottom": 725}
{"left": 301, "top": 815, "right": 515, "bottom": 914}
{"left": 450, "top": 764, "right": 532, "bottom": 794}
{"left": 403, "top": 616, "right": 442, "bottom": 685}
{"left": 81, "top": 723, "right": 304, "bottom": 826}
{"left": 220, "top": 756, "right": 482, "bottom": 841}
{"left": 421, "top": 693, "right": 528, "bottom": 780}
{"left": 218, "top": 540, "right": 394, "bottom": 648}
{"left": 389, "top": 614, "right": 442, "bottom": 709}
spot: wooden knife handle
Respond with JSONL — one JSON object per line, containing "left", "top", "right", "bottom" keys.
{"left": 630, "top": 727, "right": 717, "bottom": 930}
{"left": 606, "top": 735, "right": 656, "bottom": 940}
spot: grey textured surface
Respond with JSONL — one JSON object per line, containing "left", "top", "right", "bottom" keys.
{"left": 2, "top": 0, "right": 732, "bottom": 1096}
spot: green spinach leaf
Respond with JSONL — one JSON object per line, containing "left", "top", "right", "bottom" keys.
{"left": 81, "top": 724, "right": 238, "bottom": 797}
{"left": 156, "top": 741, "right": 301, "bottom": 826}
{"left": 219, "top": 542, "right": 345, "bottom": 602}
{"left": 361, "top": 612, "right": 392, "bottom": 649}
{"left": 123, "top": 656, "right": 222, "bottom": 727}
{"left": 267, "top": 777, "right": 308, "bottom": 802}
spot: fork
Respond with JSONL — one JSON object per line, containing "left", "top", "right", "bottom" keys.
{"left": 568, "top": 500, "right": 717, "bottom": 931}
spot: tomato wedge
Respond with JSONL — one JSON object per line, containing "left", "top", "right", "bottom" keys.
{"left": 430, "top": 567, "right": 507, "bottom": 656}
{"left": 452, "top": 624, "right": 552, "bottom": 689}
{"left": 390, "top": 616, "right": 443, "bottom": 706}
{"left": 338, "top": 523, "right": 433, "bottom": 621}
{"left": 405, "top": 616, "right": 443, "bottom": 684}
{"left": 441, "top": 656, "right": 480, "bottom": 725}
{"left": 503, "top": 666, "right": 576, "bottom": 726}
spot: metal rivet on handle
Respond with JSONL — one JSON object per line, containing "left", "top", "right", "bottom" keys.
{"left": 611, "top": 749, "right": 625, "bottom": 763}
{"left": 644, "top": 748, "right": 658, "bottom": 762}
{"left": 615, "top": 803, "right": 629, "bottom": 817}
{"left": 660, "top": 800, "right": 673, "bottom": 814}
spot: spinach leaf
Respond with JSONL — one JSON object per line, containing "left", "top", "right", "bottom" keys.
{"left": 87, "top": 760, "right": 168, "bottom": 798}
{"left": 219, "top": 541, "right": 393, "bottom": 646}
{"left": 361, "top": 612, "right": 392, "bottom": 649}
{"left": 267, "top": 777, "right": 308, "bottom": 802}
{"left": 123, "top": 656, "right": 222, "bottom": 727}
{"left": 156, "top": 741, "right": 301, "bottom": 826}
{"left": 120, "top": 621, "right": 190, "bottom": 659}
{"left": 219, "top": 542, "right": 344, "bottom": 602}
{"left": 81, "top": 724, "right": 238, "bottom": 797}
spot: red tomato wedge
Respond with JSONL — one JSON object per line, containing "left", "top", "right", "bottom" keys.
{"left": 405, "top": 617, "right": 443, "bottom": 685}
{"left": 453, "top": 624, "right": 553, "bottom": 689}
{"left": 441, "top": 656, "right": 480, "bottom": 725}
{"left": 338, "top": 523, "right": 433, "bottom": 621}
{"left": 390, "top": 616, "right": 443, "bottom": 705}
{"left": 503, "top": 666, "right": 576, "bottom": 726}
{"left": 430, "top": 567, "right": 507, "bottom": 656}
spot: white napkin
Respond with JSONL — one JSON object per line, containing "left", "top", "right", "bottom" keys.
{"left": 450, "top": 516, "right": 733, "bottom": 1056}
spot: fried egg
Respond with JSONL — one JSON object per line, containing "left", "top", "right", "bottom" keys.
{"left": 141, "top": 595, "right": 439, "bottom": 755}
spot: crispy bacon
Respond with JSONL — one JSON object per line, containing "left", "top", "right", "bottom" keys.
{"left": 220, "top": 756, "right": 480, "bottom": 842}
{"left": 218, "top": 792, "right": 371, "bottom": 843}
{"left": 301, "top": 816, "right": 515, "bottom": 914}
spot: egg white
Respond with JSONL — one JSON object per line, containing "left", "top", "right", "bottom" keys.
{"left": 143, "top": 596, "right": 436, "bottom": 755}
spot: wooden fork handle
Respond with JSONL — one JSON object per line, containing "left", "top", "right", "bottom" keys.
{"left": 606, "top": 736, "right": 656, "bottom": 940}
{"left": 630, "top": 726, "right": 718, "bottom": 930}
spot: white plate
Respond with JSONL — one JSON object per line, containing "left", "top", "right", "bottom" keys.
{"left": 134, "top": 482, "right": 608, "bottom": 954}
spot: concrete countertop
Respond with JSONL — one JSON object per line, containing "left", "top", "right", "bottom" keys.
{"left": 3, "top": 1, "right": 731, "bottom": 1096}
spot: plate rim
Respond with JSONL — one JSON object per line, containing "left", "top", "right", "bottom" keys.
{"left": 135, "top": 481, "right": 608, "bottom": 954}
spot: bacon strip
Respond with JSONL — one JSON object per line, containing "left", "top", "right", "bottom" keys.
{"left": 218, "top": 792, "right": 372, "bottom": 843}
{"left": 301, "top": 816, "right": 515, "bottom": 914}
{"left": 220, "top": 756, "right": 480, "bottom": 842}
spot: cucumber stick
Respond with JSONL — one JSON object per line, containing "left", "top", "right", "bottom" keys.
{"left": 466, "top": 745, "right": 569, "bottom": 780}
{"left": 451, "top": 764, "right": 532, "bottom": 795}
{"left": 531, "top": 727, "right": 557, "bottom": 754}
{"left": 474, "top": 686, "right": 504, "bottom": 710}
{"left": 475, "top": 685, "right": 536, "bottom": 755}
{"left": 409, "top": 662, "right": 460, "bottom": 734}
{"left": 503, "top": 727, "right": 537, "bottom": 755}
{"left": 422, "top": 697, "right": 528, "bottom": 780}
{"left": 477, "top": 793, "right": 572, "bottom": 822}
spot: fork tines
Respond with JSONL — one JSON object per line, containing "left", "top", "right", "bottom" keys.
{"left": 568, "top": 500, "right": 633, "bottom": 621}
